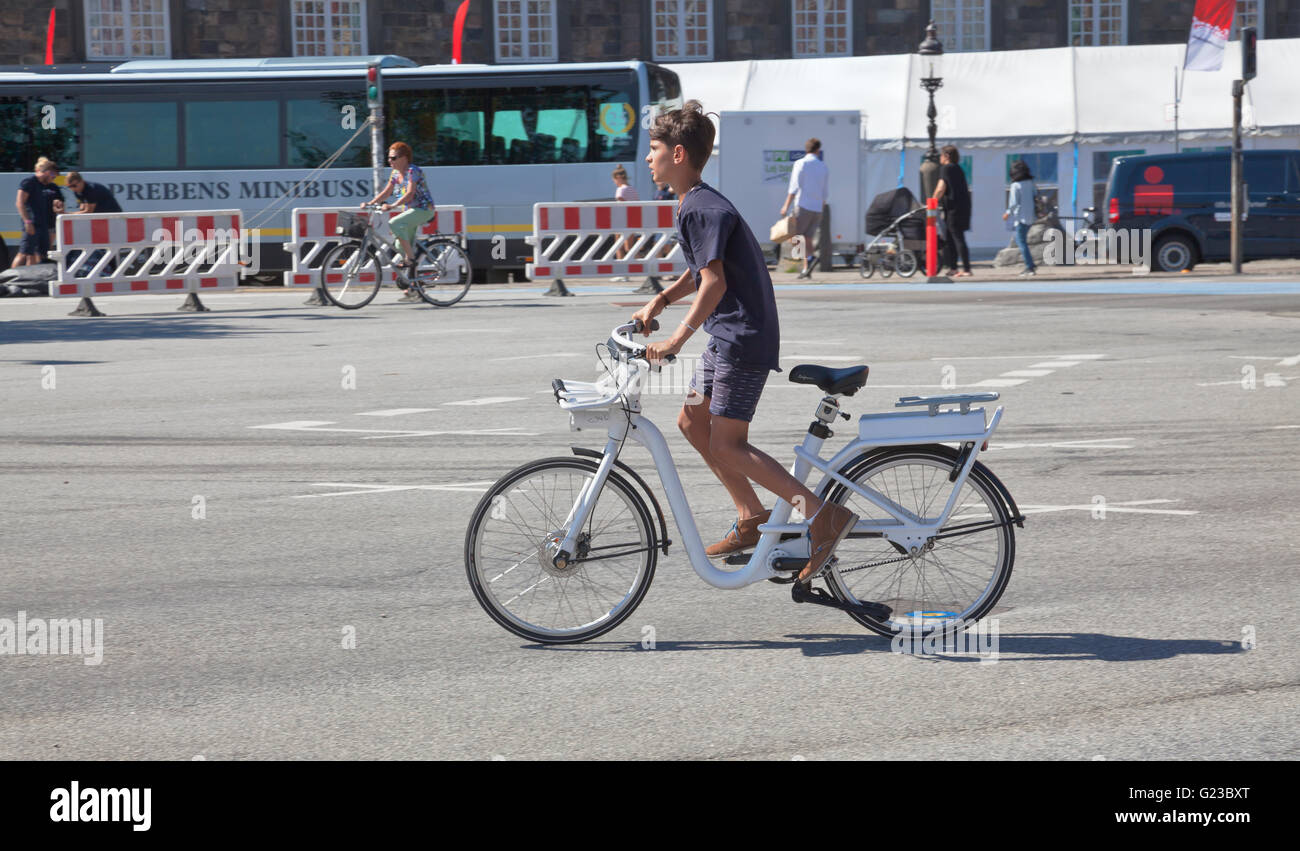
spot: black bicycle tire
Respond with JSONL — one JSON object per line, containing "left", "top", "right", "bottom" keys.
{"left": 820, "top": 446, "right": 1015, "bottom": 638}
{"left": 414, "top": 238, "right": 473, "bottom": 307}
{"left": 465, "top": 456, "right": 657, "bottom": 644}
{"left": 319, "top": 240, "right": 382, "bottom": 309}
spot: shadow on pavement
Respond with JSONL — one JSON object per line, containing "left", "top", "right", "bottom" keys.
{"left": 0, "top": 313, "right": 328, "bottom": 345}
{"left": 524, "top": 632, "right": 1248, "bottom": 661}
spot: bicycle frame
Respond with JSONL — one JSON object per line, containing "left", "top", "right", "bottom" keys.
{"left": 555, "top": 355, "right": 1004, "bottom": 591}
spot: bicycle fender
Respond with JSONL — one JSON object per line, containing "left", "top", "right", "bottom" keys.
{"left": 822, "top": 443, "right": 1023, "bottom": 529}
{"left": 570, "top": 446, "right": 672, "bottom": 555}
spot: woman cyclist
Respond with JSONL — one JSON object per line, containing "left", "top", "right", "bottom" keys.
{"left": 365, "top": 141, "right": 435, "bottom": 295}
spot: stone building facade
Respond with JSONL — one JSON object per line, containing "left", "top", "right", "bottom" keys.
{"left": 2, "top": 1, "right": 1295, "bottom": 67}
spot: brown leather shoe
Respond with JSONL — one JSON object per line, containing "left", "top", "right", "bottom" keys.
{"left": 797, "top": 503, "right": 858, "bottom": 583}
{"left": 706, "top": 510, "right": 771, "bottom": 558}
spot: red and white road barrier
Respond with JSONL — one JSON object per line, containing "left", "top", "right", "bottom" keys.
{"left": 282, "top": 205, "right": 467, "bottom": 287}
{"left": 524, "top": 201, "right": 687, "bottom": 281}
{"left": 49, "top": 210, "right": 243, "bottom": 299}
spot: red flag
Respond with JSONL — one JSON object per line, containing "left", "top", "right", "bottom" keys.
{"left": 45, "top": 8, "right": 56, "bottom": 65}
{"left": 452, "top": 0, "right": 470, "bottom": 65}
{"left": 1184, "top": 0, "right": 1235, "bottom": 71}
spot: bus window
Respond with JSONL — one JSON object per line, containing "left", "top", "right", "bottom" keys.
{"left": 648, "top": 65, "right": 683, "bottom": 118}
{"left": 490, "top": 85, "right": 589, "bottom": 165}
{"left": 286, "top": 92, "right": 370, "bottom": 168}
{"left": 0, "top": 98, "right": 24, "bottom": 172}
{"left": 490, "top": 88, "right": 542, "bottom": 165}
{"left": 385, "top": 91, "right": 441, "bottom": 165}
{"left": 30, "top": 95, "right": 79, "bottom": 170}
{"left": 590, "top": 81, "right": 637, "bottom": 163}
{"left": 185, "top": 100, "right": 280, "bottom": 168}
{"left": 83, "top": 101, "right": 179, "bottom": 169}
{"left": 433, "top": 89, "right": 487, "bottom": 166}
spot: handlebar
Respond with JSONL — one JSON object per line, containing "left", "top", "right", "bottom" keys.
{"left": 611, "top": 319, "right": 675, "bottom": 364}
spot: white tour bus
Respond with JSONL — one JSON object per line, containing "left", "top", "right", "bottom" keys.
{"left": 0, "top": 56, "right": 683, "bottom": 281}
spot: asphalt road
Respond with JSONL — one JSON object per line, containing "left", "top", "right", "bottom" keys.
{"left": 1, "top": 280, "right": 1296, "bottom": 760}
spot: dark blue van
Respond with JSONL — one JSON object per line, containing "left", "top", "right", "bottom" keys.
{"left": 1102, "top": 150, "right": 1300, "bottom": 271}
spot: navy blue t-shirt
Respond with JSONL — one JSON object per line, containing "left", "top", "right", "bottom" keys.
{"left": 676, "top": 182, "right": 780, "bottom": 370}
{"left": 19, "top": 176, "right": 53, "bottom": 227}
{"left": 75, "top": 181, "right": 122, "bottom": 213}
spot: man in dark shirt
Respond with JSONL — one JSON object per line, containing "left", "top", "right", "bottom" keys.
{"left": 66, "top": 172, "right": 122, "bottom": 213}
{"left": 632, "top": 100, "right": 858, "bottom": 584}
{"left": 12, "top": 157, "right": 60, "bottom": 267}
{"left": 933, "top": 145, "right": 973, "bottom": 277}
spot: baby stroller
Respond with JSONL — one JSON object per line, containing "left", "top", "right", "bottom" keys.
{"left": 857, "top": 187, "right": 926, "bottom": 278}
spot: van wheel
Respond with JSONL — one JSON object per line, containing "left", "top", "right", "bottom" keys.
{"left": 1154, "top": 234, "right": 1196, "bottom": 272}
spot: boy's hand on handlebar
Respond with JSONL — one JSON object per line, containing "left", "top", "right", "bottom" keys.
{"left": 645, "top": 336, "right": 683, "bottom": 363}
{"left": 630, "top": 300, "right": 662, "bottom": 336}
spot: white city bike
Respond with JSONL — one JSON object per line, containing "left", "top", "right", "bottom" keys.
{"left": 465, "top": 320, "right": 1024, "bottom": 644}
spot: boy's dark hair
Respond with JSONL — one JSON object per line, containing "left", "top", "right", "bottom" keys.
{"left": 805, "top": 138, "right": 821, "bottom": 154}
{"left": 941, "top": 144, "right": 960, "bottom": 162}
{"left": 611, "top": 165, "right": 627, "bottom": 179}
{"left": 649, "top": 99, "right": 716, "bottom": 172}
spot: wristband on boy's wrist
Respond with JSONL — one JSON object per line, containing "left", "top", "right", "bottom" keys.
{"left": 680, "top": 320, "right": 697, "bottom": 332}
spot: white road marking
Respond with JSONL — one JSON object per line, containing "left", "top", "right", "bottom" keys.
{"left": 985, "top": 437, "right": 1134, "bottom": 451}
{"left": 444, "top": 396, "right": 527, "bottom": 406}
{"left": 1029, "top": 361, "right": 1081, "bottom": 368}
{"left": 929, "top": 354, "right": 1105, "bottom": 361}
{"left": 1228, "top": 354, "right": 1300, "bottom": 366}
{"left": 489, "top": 353, "right": 586, "bottom": 362}
{"left": 1017, "top": 499, "right": 1198, "bottom": 516}
{"left": 412, "top": 328, "right": 505, "bottom": 335}
{"left": 295, "top": 481, "right": 494, "bottom": 498}
{"left": 1000, "top": 369, "right": 1055, "bottom": 378}
{"left": 248, "top": 422, "right": 537, "bottom": 438}
{"left": 780, "top": 355, "right": 863, "bottom": 361}
{"left": 971, "top": 378, "right": 1029, "bottom": 387}
{"left": 1196, "top": 374, "right": 1295, "bottom": 387}
{"left": 1273, "top": 425, "right": 1300, "bottom": 429}
{"left": 356, "top": 408, "right": 438, "bottom": 417}
{"left": 249, "top": 420, "right": 337, "bottom": 429}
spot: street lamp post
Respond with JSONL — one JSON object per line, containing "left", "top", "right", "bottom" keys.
{"left": 918, "top": 20, "right": 945, "bottom": 201}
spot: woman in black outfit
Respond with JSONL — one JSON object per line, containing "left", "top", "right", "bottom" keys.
{"left": 933, "top": 144, "right": 973, "bottom": 277}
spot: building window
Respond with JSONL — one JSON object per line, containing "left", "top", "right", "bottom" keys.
{"left": 1069, "top": 0, "right": 1126, "bottom": 46}
{"left": 652, "top": 0, "right": 713, "bottom": 62}
{"left": 929, "top": 1, "right": 989, "bottom": 52}
{"left": 1232, "top": 0, "right": 1264, "bottom": 38}
{"left": 495, "top": 0, "right": 558, "bottom": 63}
{"left": 792, "top": 1, "right": 850, "bottom": 58}
{"left": 292, "top": 1, "right": 367, "bottom": 57}
{"left": 85, "top": 0, "right": 170, "bottom": 59}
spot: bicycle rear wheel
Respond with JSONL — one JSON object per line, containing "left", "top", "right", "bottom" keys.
{"left": 821, "top": 446, "right": 1015, "bottom": 639}
{"left": 320, "top": 240, "right": 382, "bottom": 309}
{"left": 413, "top": 238, "right": 473, "bottom": 306}
{"left": 465, "top": 457, "right": 657, "bottom": 644}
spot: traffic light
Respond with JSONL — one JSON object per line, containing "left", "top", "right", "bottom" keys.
{"left": 1242, "top": 26, "right": 1257, "bottom": 82}
{"left": 366, "top": 63, "right": 382, "bottom": 110}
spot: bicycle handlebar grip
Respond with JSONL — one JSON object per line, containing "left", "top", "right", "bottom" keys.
{"left": 633, "top": 318, "right": 660, "bottom": 334}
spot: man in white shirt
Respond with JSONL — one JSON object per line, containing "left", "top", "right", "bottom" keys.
{"left": 779, "top": 138, "right": 829, "bottom": 279}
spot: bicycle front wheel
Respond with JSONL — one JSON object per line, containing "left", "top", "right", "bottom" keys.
{"left": 821, "top": 446, "right": 1015, "bottom": 639}
{"left": 465, "top": 457, "right": 657, "bottom": 644}
{"left": 320, "top": 240, "right": 382, "bottom": 309}
{"left": 413, "top": 238, "right": 473, "bottom": 306}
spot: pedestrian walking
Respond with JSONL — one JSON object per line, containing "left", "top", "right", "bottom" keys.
{"left": 610, "top": 165, "right": 640, "bottom": 280}
{"left": 779, "top": 139, "right": 828, "bottom": 279}
{"left": 933, "top": 145, "right": 972, "bottom": 277}
{"left": 12, "top": 157, "right": 61, "bottom": 267}
{"left": 1003, "top": 160, "right": 1038, "bottom": 276}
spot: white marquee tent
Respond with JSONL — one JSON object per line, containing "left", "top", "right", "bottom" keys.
{"left": 669, "top": 38, "right": 1300, "bottom": 254}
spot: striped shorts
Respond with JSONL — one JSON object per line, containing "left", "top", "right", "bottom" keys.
{"left": 688, "top": 339, "right": 770, "bottom": 423}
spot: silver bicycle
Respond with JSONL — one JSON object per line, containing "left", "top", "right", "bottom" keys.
{"left": 465, "top": 320, "right": 1024, "bottom": 644}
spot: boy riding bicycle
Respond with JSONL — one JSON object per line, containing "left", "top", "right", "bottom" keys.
{"left": 631, "top": 101, "right": 856, "bottom": 584}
